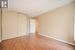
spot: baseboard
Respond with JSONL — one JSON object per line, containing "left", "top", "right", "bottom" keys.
{"left": 0, "top": 40, "right": 1, "bottom": 42}
{"left": 0, "top": 34, "right": 1, "bottom": 42}
{"left": 2, "top": 33, "right": 27, "bottom": 40}
{"left": 40, "top": 34, "right": 75, "bottom": 46}
{"left": 0, "top": 37, "right": 1, "bottom": 42}
{"left": 2, "top": 33, "right": 18, "bottom": 40}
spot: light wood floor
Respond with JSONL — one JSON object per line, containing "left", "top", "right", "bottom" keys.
{"left": 0, "top": 34, "right": 75, "bottom": 50}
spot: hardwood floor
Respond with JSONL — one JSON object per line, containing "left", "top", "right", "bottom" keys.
{"left": 0, "top": 34, "right": 75, "bottom": 50}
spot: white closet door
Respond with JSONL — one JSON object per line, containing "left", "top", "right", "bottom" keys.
{"left": 30, "top": 19, "right": 35, "bottom": 33}
{"left": 2, "top": 9, "right": 29, "bottom": 40}
{"left": 18, "top": 13, "right": 28, "bottom": 36}
{"left": 2, "top": 9, "right": 18, "bottom": 40}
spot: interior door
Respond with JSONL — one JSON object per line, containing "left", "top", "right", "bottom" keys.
{"left": 30, "top": 18, "right": 36, "bottom": 34}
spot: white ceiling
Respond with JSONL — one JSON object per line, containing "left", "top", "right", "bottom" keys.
{"left": 8, "top": 0, "right": 74, "bottom": 17}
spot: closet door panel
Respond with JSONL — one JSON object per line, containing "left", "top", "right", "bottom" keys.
{"left": 18, "top": 13, "right": 28, "bottom": 36}
{"left": 2, "top": 9, "right": 18, "bottom": 40}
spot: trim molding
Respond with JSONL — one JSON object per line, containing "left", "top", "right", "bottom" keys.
{"left": 2, "top": 33, "right": 18, "bottom": 40}
{"left": 2, "top": 33, "right": 27, "bottom": 40}
{"left": 0, "top": 40, "right": 1, "bottom": 42}
{"left": 40, "top": 34, "right": 75, "bottom": 46}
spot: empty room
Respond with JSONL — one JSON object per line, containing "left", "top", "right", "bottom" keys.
{"left": 0, "top": 0, "right": 75, "bottom": 50}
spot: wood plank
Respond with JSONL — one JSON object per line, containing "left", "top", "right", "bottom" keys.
{"left": 0, "top": 34, "right": 75, "bottom": 50}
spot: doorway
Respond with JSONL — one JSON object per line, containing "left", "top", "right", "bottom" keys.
{"left": 30, "top": 18, "right": 36, "bottom": 34}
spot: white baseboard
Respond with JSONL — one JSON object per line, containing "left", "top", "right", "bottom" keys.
{"left": 0, "top": 40, "right": 1, "bottom": 42}
{"left": 2, "top": 33, "right": 27, "bottom": 40}
{"left": 0, "top": 35, "right": 1, "bottom": 42}
{"left": 2, "top": 33, "right": 18, "bottom": 40}
{"left": 40, "top": 34, "right": 75, "bottom": 46}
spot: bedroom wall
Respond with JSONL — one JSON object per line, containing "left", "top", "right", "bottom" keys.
{"left": 2, "top": 9, "right": 30, "bottom": 40}
{"left": 38, "top": 3, "right": 74, "bottom": 44}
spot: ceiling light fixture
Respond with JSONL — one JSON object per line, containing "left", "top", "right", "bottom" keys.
{"left": 1, "top": 0, "right": 8, "bottom": 8}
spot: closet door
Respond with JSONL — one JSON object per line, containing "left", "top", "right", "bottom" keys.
{"left": 2, "top": 9, "right": 18, "bottom": 40}
{"left": 18, "top": 13, "right": 29, "bottom": 36}
{"left": 30, "top": 18, "right": 35, "bottom": 34}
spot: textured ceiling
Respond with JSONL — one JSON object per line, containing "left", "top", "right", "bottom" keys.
{"left": 8, "top": 0, "right": 74, "bottom": 17}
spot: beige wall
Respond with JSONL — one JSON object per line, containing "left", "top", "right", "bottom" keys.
{"left": 2, "top": 9, "right": 29, "bottom": 40}
{"left": 38, "top": 3, "right": 74, "bottom": 44}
